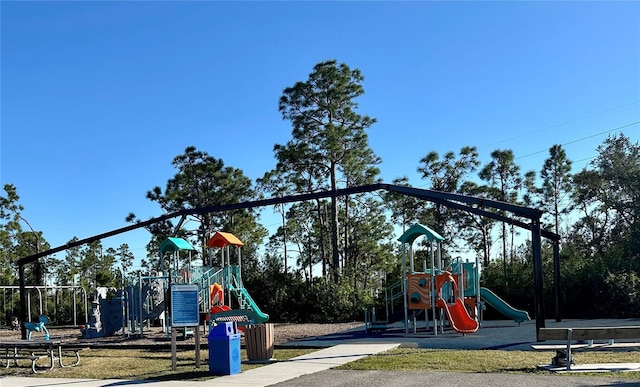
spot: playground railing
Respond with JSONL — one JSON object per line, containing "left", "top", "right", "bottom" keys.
{"left": 227, "top": 273, "right": 249, "bottom": 310}
{"left": 193, "top": 266, "right": 243, "bottom": 310}
{"left": 184, "top": 265, "right": 258, "bottom": 316}
{"left": 384, "top": 280, "right": 404, "bottom": 320}
{"left": 449, "top": 260, "right": 478, "bottom": 297}
{"left": 191, "top": 266, "right": 220, "bottom": 286}
{"left": 194, "top": 267, "right": 225, "bottom": 311}
{"left": 227, "top": 266, "right": 243, "bottom": 288}
{"left": 0, "top": 285, "right": 88, "bottom": 328}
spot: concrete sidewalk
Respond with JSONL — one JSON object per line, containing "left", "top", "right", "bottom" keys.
{"left": 211, "top": 343, "right": 400, "bottom": 386}
{"left": 0, "top": 343, "right": 401, "bottom": 387}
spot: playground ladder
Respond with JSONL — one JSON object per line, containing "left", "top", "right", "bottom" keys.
{"left": 193, "top": 265, "right": 250, "bottom": 311}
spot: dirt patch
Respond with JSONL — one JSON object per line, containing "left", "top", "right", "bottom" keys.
{"left": 0, "top": 322, "right": 363, "bottom": 347}
{"left": 269, "top": 322, "right": 362, "bottom": 345}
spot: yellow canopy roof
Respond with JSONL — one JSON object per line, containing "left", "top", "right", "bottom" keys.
{"left": 206, "top": 231, "right": 244, "bottom": 248}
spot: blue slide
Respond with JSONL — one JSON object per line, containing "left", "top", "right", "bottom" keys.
{"left": 480, "top": 287, "right": 530, "bottom": 324}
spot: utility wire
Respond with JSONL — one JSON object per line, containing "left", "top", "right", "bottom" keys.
{"left": 481, "top": 100, "right": 639, "bottom": 149}
{"left": 515, "top": 121, "right": 640, "bottom": 160}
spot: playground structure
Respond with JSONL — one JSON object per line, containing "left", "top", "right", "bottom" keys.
{"left": 12, "top": 182, "right": 639, "bottom": 374}
{"left": 0, "top": 285, "right": 88, "bottom": 330}
{"left": 399, "top": 223, "right": 478, "bottom": 334}
{"left": 10, "top": 183, "right": 638, "bottom": 373}
{"left": 81, "top": 232, "right": 269, "bottom": 338}
{"left": 369, "top": 223, "right": 530, "bottom": 335}
{"left": 201, "top": 232, "right": 269, "bottom": 328}
{"left": 15, "top": 183, "right": 565, "bottom": 342}
{"left": 81, "top": 287, "right": 128, "bottom": 338}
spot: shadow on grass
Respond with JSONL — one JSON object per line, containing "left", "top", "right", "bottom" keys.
{"left": 142, "top": 370, "right": 216, "bottom": 382}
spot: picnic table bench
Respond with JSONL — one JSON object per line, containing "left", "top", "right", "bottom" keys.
{"left": 534, "top": 326, "right": 640, "bottom": 371}
{"left": 0, "top": 339, "right": 86, "bottom": 373}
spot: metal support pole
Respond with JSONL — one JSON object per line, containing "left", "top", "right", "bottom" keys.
{"left": 238, "top": 245, "right": 242, "bottom": 280}
{"left": 459, "top": 260, "right": 465, "bottom": 298}
{"left": 73, "top": 289, "right": 77, "bottom": 326}
{"left": 476, "top": 255, "right": 481, "bottom": 323}
{"left": 54, "top": 289, "right": 58, "bottom": 323}
{"left": 401, "top": 243, "right": 408, "bottom": 334}
{"left": 121, "top": 289, "right": 126, "bottom": 338}
{"left": 44, "top": 285, "right": 48, "bottom": 316}
{"left": 82, "top": 287, "right": 88, "bottom": 324}
{"left": 384, "top": 284, "right": 389, "bottom": 322}
{"left": 36, "top": 287, "right": 42, "bottom": 316}
{"left": 19, "top": 265, "right": 27, "bottom": 339}
{"left": 409, "top": 243, "right": 414, "bottom": 273}
{"left": 532, "top": 218, "right": 546, "bottom": 337}
{"left": 430, "top": 241, "right": 437, "bottom": 336}
{"left": 27, "top": 292, "right": 31, "bottom": 323}
{"left": 139, "top": 272, "right": 143, "bottom": 337}
{"left": 553, "top": 241, "right": 561, "bottom": 322}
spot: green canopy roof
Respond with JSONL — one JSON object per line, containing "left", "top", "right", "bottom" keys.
{"left": 159, "top": 237, "right": 196, "bottom": 253}
{"left": 397, "top": 223, "right": 445, "bottom": 245}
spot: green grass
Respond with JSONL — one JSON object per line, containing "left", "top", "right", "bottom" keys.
{"left": 1, "top": 348, "right": 315, "bottom": 381}
{"left": 3, "top": 347, "right": 640, "bottom": 381}
{"left": 337, "top": 348, "right": 640, "bottom": 378}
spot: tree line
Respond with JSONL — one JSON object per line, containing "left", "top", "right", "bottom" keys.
{"left": 1, "top": 60, "right": 638, "bottom": 323}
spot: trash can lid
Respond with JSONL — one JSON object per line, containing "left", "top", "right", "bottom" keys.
{"left": 209, "top": 321, "right": 238, "bottom": 337}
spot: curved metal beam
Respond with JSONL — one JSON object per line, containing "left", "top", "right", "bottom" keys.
{"left": 16, "top": 182, "right": 555, "bottom": 337}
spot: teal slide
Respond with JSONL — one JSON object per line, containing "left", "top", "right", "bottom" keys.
{"left": 480, "top": 287, "right": 530, "bottom": 324}
{"left": 229, "top": 283, "right": 269, "bottom": 323}
{"left": 238, "top": 287, "right": 269, "bottom": 323}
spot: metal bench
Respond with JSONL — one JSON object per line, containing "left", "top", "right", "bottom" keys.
{"left": 534, "top": 326, "right": 640, "bottom": 371}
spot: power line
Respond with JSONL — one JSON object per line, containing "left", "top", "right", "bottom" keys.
{"left": 481, "top": 100, "right": 639, "bottom": 149}
{"left": 515, "top": 121, "right": 640, "bottom": 160}
{"left": 572, "top": 155, "right": 597, "bottom": 165}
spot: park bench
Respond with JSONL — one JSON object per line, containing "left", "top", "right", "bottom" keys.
{"left": 533, "top": 326, "right": 640, "bottom": 371}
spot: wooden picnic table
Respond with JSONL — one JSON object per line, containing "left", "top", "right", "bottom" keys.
{"left": 0, "top": 339, "right": 83, "bottom": 373}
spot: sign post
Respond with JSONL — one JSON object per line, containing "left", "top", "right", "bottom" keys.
{"left": 170, "top": 284, "right": 200, "bottom": 370}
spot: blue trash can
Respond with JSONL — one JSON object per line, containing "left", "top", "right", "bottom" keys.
{"left": 208, "top": 322, "right": 241, "bottom": 375}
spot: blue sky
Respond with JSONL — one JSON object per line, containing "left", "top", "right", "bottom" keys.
{"left": 1, "top": 1, "right": 639, "bottom": 268}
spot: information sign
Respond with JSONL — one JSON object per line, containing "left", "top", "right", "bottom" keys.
{"left": 170, "top": 284, "right": 199, "bottom": 327}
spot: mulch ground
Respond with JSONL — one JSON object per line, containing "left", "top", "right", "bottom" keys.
{"left": 0, "top": 322, "right": 363, "bottom": 348}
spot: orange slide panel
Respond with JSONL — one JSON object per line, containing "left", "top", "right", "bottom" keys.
{"left": 438, "top": 298, "right": 479, "bottom": 334}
